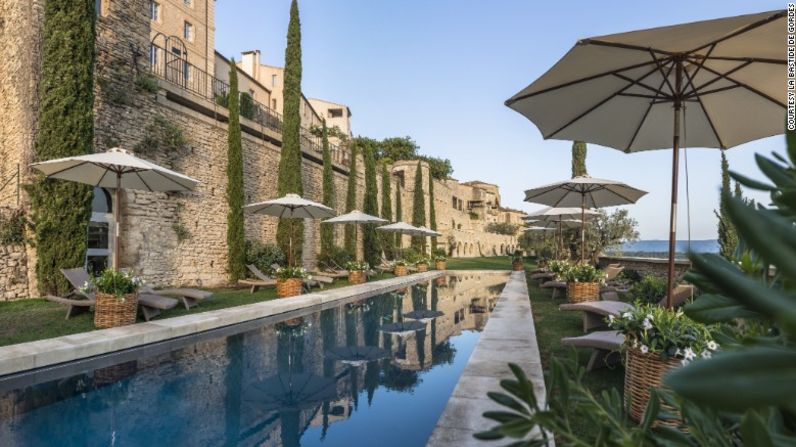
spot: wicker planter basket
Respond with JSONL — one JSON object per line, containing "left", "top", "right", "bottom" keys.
{"left": 276, "top": 278, "right": 303, "bottom": 298}
{"left": 435, "top": 261, "right": 447, "bottom": 270}
{"left": 416, "top": 263, "right": 429, "bottom": 273}
{"left": 394, "top": 265, "right": 408, "bottom": 276}
{"left": 512, "top": 261, "right": 524, "bottom": 271}
{"left": 348, "top": 270, "right": 367, "bottom": 285}
{"left": 625, "top": 347, "right": 682, "bottom": 424}
{"left": 94, "top": 292, "right": 138, "bottom": 329}
{"left": 566, "top": 282, "right": 600, "bottom": 303}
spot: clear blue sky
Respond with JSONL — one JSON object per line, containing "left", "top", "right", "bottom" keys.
{"left": 216, "top": 0, "right": 785, "bottom": 240}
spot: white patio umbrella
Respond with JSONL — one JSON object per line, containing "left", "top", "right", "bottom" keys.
{"left": 245, "top": 193, "right": 336, "bottom": 266}
{"left": 30, "top": 147, "right": 200, "bottom": 269}
{"left": 416, "top": 225, "right": 442, "bottom": 255}
{"left": 524, "top": 176, "right": 647, "bottom": 262}
{"left": 376, "top": 222, "right": 426, "bottom": 258}
{"left": 506, "top": 10, "right": 785, "bottom": 306}
{"left": 321, "top": 210, "right": 387, "bottom": 262}
{"left": 526, "top": 207, "right": 595, "bottom": 259}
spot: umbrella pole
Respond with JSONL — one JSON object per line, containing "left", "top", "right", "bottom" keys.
{"left": 289, "top": 218, "right": 294, "bottom": 267}
{"left": 665, "top": 61, "right": 684, "bottom": 309}
{"left": 113, "top": 173, "right": 121, "bottom": 270}
{"left": 580, "top": 195, "right": 586, "bottom": 264}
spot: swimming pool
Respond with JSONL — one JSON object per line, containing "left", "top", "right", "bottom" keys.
{"left": 0, "top": 273, "right": 507, "bottom": 446}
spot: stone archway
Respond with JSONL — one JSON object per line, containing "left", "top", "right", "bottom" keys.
{"left": 456, "top": 241, "right": 461, "bottom": 257}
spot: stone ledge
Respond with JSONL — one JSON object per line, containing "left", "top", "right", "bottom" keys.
{"left": 428, "top": 271, "right": 552, "bottom": 447}
{"left": 0, "top": 271, "right": 443, "bottom": 378}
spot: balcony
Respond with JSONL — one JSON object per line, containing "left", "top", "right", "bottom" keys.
{"left": 148, "top": 44, "right": 348, "bottom": 166}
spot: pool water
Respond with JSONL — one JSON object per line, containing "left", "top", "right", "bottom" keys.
{"left": 0, "top": 274, "right": 506, "bottom": 447}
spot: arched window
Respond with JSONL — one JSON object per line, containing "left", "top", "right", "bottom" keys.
{"left": 86, "top": 188, "right": 114, "bottom": 273}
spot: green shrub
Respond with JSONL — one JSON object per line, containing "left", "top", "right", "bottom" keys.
{"left": 402, "top": 247, "right": 421, "bottom": 263}
{"left": 485, "top": 222, "right": 519, "bottom": 235}
{"left": 617, "top": 268, "right": 642, "bottom": 283}
{"left": 626, "top": 275, "right": 667, "bottom": 305}
{"left": 245, "top": 240, "right": 285, "bottom": 274}
{"left": 135, "top": 74, "right": 159, "bottom": 93}
{"left": 171, "top": 222, "right": 191, "bottom": 243}
{"left": 239, "top": 92, "right": 255, "bottom": 120}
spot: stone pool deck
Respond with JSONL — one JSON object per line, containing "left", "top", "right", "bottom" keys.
{"left": 428, "top": 271, "right": 551, "bottom": 446}
{"left": 0, "top": 271, "right": 443, "bottom": 378}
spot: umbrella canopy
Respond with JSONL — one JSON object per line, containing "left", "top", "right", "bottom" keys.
{"left": 524, "top": 176, "right": 647, "bottom": 208}
{"left": 523, "top": 226, "right": 557, "bottom": 232}
{"left": 415, "top": 226, "right": 442, "bottom": 237}
{"left": 506, "top": 10, "right": 786, "bottom": 305}
{"left": 379, "top": 321, "right": 426, "bottom": 337}
{"left": 30, "top": 147, "right": 200, "bottom": 269}
{"left": 376, "top": 222, "right": 426, "bottom": 236}
{"left": 525, "top": 207, "right": 599, "bottom": 222}
{"left": 245, "top": 194, "right": 336, "bottom": 266}
{"left": 325, "top": 346, "right": 390, "bottom": 367}
{"left": 322, "top": 210, "right": 387, "bottom": 225}
{"left": 244, "top": 372, "right": 338, "bottom": 412}
{"left": 403, "top": 309, "right": 444, "bottom": 323}
{"left": 525, "top": 176, "right": 647, "bottom": 261}
{"left": 245, "top": 193, "right": 335, "bottom": 219}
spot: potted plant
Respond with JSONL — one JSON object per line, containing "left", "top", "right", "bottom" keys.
{"left": 393, "top": 259, "right": 409, "bottom": 276}
{"left": 434, "top": 255, "right": 447, "bottom": 270}
{"left": 609, "top": 304, "right": 719, "bottom": 424}
{"left": 84, "top": 269, "right": 144, "bottom": 328}
{"left": 564, "top": 263, "right": 603, "bottom": 302}
{"left": 415, "top": 257, "right": 430, "bottom": 273}
{"left": 345, "top": 260, "right": 369, "bottom": 285}
{"left": 511, "top": 251, "right": 524, "bottom": 271}
{"left": 275, "top": 266, "right": 309, "bottom": 298}
{"left": 547, "top": 259, "right": 571, "bottom": 279}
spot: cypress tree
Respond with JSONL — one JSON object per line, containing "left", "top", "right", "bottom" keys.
{"left": 344, "top": 144, "right": 358, "bottom": 256}
{"left": 28, "top": 0, "right": 96, "bottom": 293}
{"left": 320, "top": 121, "right": 335, "bottom": 257}
{"left": 571, "top": 141, "right": 588, "bottom": 177}
{"left": 226, "top": 59, "right": 246, "bottom": 281}
{"left": 395, "top": 188, "right": 403, "bottom": 250}
{"left": 716, "top": 150, "right": 738, "bottom": 259}
{"left": 380, "top": 162, "right": 393, "bottom": 258}
{"left": 276, "top": 0, "right": 304, "bottom": 265}
{"left": 362, "top": 147, "right": 379, "bottom": 265}
{"left": 428, "top": 173, "right": 437, "bottom": 252}
{"left": 411, "top": 162, "right": 426, "bottom": 252}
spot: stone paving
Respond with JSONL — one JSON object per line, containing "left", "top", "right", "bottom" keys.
{"left": 0, "top": 271, "right": 443, "bottom": 377}
{"left": 427, "top": 271, "right": 552, "bottom": 446}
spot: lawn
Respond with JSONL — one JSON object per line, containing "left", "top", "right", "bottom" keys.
{"left": 446, "top": 255, "right": 516, "bottom": 270}
{"left": 0, "top": 272, "right": 395, "bottom": 347}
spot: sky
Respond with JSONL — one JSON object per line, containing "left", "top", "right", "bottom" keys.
{"left": 215, "top": 0, "right": 785, "bottom": 240}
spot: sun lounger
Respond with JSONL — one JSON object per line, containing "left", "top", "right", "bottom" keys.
{"left": 53, "top": 268, "right": 178, "bottom": 321}
{"left": 243, "top": 264, "right": 327, "bottom": 294}
{"left": 541, "top": 280, "right": 567, "bottom": 299}
{"left": 148, "top": 288, "right": 213, "bottom": 310}
{"left": 559, "top": 284, "right": 694, "bottom": 332}
{"left": 561, "top": 330, "right": 624, "bottom": 371}
{"left": 530, "top": 272, "right": 555, "bottom": 282}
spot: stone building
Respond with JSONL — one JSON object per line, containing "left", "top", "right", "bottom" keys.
{"left": 0, "top": 0, "right": 522, "bottom": 300}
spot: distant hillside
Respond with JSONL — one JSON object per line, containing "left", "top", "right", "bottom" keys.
{"left": 605, "top": 239, "right": 719, "bottom": 258}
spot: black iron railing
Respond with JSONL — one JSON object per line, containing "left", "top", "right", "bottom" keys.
{"left": 148, "top": 44, "right": 348, "bottom": 165}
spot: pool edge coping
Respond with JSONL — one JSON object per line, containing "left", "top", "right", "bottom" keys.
{"left": 0, "top": 271, "right": 449, "bottom": 378}
{"left": 427, "top": 271, "right": 553, "bottom": 446}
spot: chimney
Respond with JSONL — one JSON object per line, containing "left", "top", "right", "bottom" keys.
{"left": 240, "top": 50, "right": 261, "bottom": 78}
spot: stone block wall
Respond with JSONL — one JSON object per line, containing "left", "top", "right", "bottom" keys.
{"left": 0, "top": 207, "right": 29, "bottom": 301}
{"left": 597, "top": 256, "right": 691, "bottom": 280}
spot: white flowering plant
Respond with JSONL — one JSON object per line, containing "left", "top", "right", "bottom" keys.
{"left": 563, "top": 263, "right": 604, "bottom": 283}
{"left": 274, "top": 266, "right": 310, "bottom": 280}
{"left": 547, "top": 259, "right": 572, "bottom": 280}
{"left": 82, "top": 269, "right": 145, "bottom": 300}
{"left": 344, "top": 260, "right": 370, "bottom": 271}
{"left": 608, "top": 303, "right": 719, "bottom": 365}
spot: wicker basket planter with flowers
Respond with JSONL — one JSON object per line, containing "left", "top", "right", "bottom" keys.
{"left": 511, "top": 252, "right": 525, "bottom": 271}
{"left": 609, "top": 304, "right": 719, "bottom": 425}
{"left": 415, "top": 258, "right": 430, "bottom": 273}
{"left": 393, "top": 259, "right": 409, "bottom": 276}
{"left": 547, "top": 259, "right": 571, "bottom": 280}
{"left": 564, "top": 264, "right": 604, "bottom": 303}
{"left": 275, "top": 266, "right": 310, "bottom": 298}
{"left": 434, "top": 256, "right": 447, "bottom": 270}
{"left": 85, "top": 269, "right": 144, "bottom": 329}
{"left": 346, "top": 261, "right": 369, "bottom": 285}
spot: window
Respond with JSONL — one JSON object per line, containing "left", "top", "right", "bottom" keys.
{"left": 329, "top": 108, "right": 343, "bottom": 118}
{"left": 95, "top": 0, "right": 101, "bottom": 16}
{"left": 183, "top": 60, "right": 190, "bottom": 81}
{"left": 149, "top": 44, "right": 158, "bottom": 67}
{"left": 183, "top": 21, "right": 193, "bottom": 41}
{"left": 272, "top": 98, "right": 277, "bottom": 110}
{"left": 149, "top": 1, "right": 159, "bottom": 21}
{"left": 184, "top": 0, "right": 192, "bottom": 6}
{"left": 271, "top": 74, "right": 277, "bottom": 87}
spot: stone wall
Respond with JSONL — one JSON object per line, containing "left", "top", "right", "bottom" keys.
{"left": 598, "top": 256, "right": 691, "bottom": 280}
{"left": 0, "top": 207, "right": 29, "bottom": 301}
